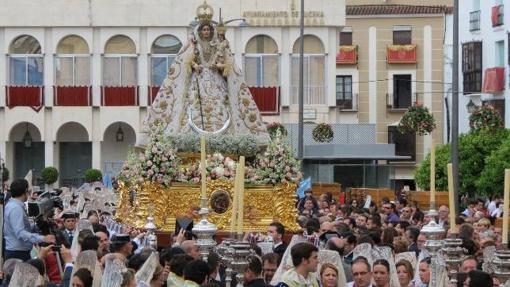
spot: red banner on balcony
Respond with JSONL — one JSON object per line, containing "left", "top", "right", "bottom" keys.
{"left": 148, "top": 86, "right": 161, "bottom": 105}
{"left": 483, "top": 67, "right": 505, "bottom": 93}
{"left": 101, "top": 86, "right": 138, "bottom": 106}
{"left": 6, "top": 86, "right": 44, "bottom": 111}
{"left": 492, "top": 5, "right": 502, "bottom": 26}
{"left": 336, "top": 45, "right": 357, "bottom": 65}
{"left": 54, "top": 86, "right": 91, "bottom": 106}
{"left": 387, "top": 45, "right": 417, "bottom": 64}
{"left": 249, "top": 86, "right": 280, "bottom": 115}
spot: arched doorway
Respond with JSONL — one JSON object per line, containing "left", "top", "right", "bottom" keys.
{"left": 9, "top": 122, "right": 44, "bottom": 184}
{"left": 101, "top": 122, "right": 136, "bottom": 178}
{"left": 56, "top": 122, "right": 91, "bottom": 187}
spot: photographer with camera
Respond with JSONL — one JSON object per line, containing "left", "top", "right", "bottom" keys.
{"left": 4, "top": 179, "right": 55, "bottom": 261}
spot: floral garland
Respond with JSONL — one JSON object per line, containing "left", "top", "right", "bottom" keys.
{"left": 469, "top": 104, "right": 504, "bottom": 131}
{"left": 179, "top": 153, "right": 238, "bottom": 183}
{"left": 250, "top": 129, "right": 302, "bottom": 185}
{"left": 312, "top": 123, "right": 334, "bottom": 143}
{"left": 119, "top": 124, "right": 180, "bottom": 187}
{"left": 398, "top": 104, "right": 436, "bottom": 136}
{"left": 267, "top": 122, "right": 287, "bottom": 140}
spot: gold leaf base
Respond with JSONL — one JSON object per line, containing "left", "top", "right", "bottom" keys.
{"left": 115, "top": 180, "right": 300, "bottom": 232}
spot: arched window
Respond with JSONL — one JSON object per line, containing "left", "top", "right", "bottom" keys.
{"left": 103, "top": 35, "right": 137, "bottom": 86}
{"left": 150, "top": 35, "right": 182, "bottom": 86}
{"left": 9, "top": 35, "right": 43, "bottom": 85}
{"left": 244, "top": 35, "right": 279, "bottom": 87}
{"left": 291, "top": 35, "right": 326, "bottom": 105}
{"left": 55, "top": 35, "right": 90, "bottom": 86}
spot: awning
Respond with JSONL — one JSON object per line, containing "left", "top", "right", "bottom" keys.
{"left": 483, "top": 67, "right": 505, "bottom": 93}
{"left": 303, "top": 144, "right": 411, "bottom": 160}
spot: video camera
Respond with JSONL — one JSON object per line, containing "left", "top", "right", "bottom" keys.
{"left": 27, "top": 191, "right": 63, "bottom": 218}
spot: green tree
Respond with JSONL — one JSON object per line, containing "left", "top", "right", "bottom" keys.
{"left": 476, "top": 136, "right": 510, "bottom": 196}
{"left": 459, "top": 129, "right": 509, "bottom": 195}
{"left": 414, "top": 144, "right": 450, "bottom": 191}
{"left": 41, "top": 167, "right": 59, "bottom": 185}
{"left": 85, "top": 169, "right": 103, "bottom": 183}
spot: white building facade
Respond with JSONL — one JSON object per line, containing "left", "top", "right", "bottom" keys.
{"left": 0, "top": 0, "right": 345, "bottom": 186}
{"left": 458, "top": 0, "right": 509, "bottom": 133}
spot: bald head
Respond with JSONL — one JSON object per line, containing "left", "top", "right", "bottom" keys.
{"left": 181, "top": 240, "right": 201, "bottom": 260}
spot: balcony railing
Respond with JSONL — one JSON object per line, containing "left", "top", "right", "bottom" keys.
{"left": 148, "top": 86, "right": 161, "bottom": 106}
{"left": 6, "top": 86, "right": 44, "bottom": 110}
{"left": 101, "top": 86, "right": 139, "bottom": 106}
{"left": 470, "top": 10, "right": 481, "bottom": 31}
{"left": 492, "top": 5, "right": 504, "bottom": 27}
{"left": 54, "top": 86, "right": 91, "bottom": 106}
{"left": 386, "top": 93, "right": 418, "bottom": 110}
{"left": 336, "top": 45, "right": 358, "bottom": 65}
{"left": 337, "top": 93, "right": 358, "bottom": 111}
{"left": 483, "top": 67, "right": 505, "bottom": 93}
{"left": 249, "top": 86, "right": 280, "bottom": 115}
{"left": 387, "top": 45, "right": 417, "bottom": 64}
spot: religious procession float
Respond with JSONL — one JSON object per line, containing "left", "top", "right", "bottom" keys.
{"left": 115, "top": 1, "right": 301, "bottom": 233}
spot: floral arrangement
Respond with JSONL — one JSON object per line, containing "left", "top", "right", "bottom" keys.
{"left": 119, "top": 124, "right": 180, "bottom": 186}
{"left": 250, "top": 129, "right": 302, "bottom": 185}
{"left": 170, "top": 133, "right": 259, "bottom": 157}
{"left": 312, "top": 123, "right": 334, "bottom": 143}
{"left": 179, "top": 153, "right": 238, "bottom": 183}
{"left": 267, "top": 122, "right": 287, "bottom": 140}
{"left": 469, "top": 104, "right": 504, "bottom": 131}
{"left": 398, "top": 104, "right": 436, "bottom": 136}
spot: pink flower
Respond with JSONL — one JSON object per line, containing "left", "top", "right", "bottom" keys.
{"left": 147, "top": 161, "right": 153, "bottom": 167}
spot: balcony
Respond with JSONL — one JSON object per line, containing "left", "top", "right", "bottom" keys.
{"left": 101, "top": 86, "right": 139, "bottom": 106}
{"left": 54, "top": 86, "right": 91, "bottom": 106}
{"left": 249, "top": 86, "right": 280, "bottom": 115}
{"left": 386, "top": 45, "right": 417, "bottom": 64}
{"left": 6, "top": 86, "right": 44, "bottom": 110}
{"left": 148, "top": 86, "right": 161, "bottom": 106}
{"left": 492, "top": 5, "right": 504, "bottom": 27}
{"left": 470, "top": 10, "right": 481, "bottom": 31}
{"left": 337, "top": 93, "right": 358, "bottom": 111}
{"left": 336, "top": 45, "right": 357, "bottom": 65}
{"left": 386, "top": 93, "right": 418, "bottom": 111}
{"left": 483, "top": 67, "right": 505, "bottom": 93}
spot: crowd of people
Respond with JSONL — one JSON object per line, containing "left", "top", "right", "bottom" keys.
{"left": 0, "top": 178, "right": 506, "bottom": 287}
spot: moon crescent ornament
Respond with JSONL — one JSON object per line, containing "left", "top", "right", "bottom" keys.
{"left": 187, "top": 107, "right": 231, "bottom": 135}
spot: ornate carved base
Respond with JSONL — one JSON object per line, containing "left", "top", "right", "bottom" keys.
{"left": 115, "top": 180, "right": 300, "bottom": 232}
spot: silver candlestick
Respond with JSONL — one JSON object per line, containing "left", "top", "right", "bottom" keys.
{"left": 441, "top": 238, "right": 464, "bottom": 285}
{"left": 421, "top": 220, "right": 445, "bottom": 287}
{"left": 230, "top": 241, "right": 252, "bottom": 287}
{"left": 192, "top": 197, "right": 217, "bottom": 262}
{"left": 217, "top": 239, "right": 235, "bottom": 287}
{"left": 144, "top": 216, "right": 158, "bottom": 249}
{"left": 493, "top": 250, "right": 510, "bottom": 287}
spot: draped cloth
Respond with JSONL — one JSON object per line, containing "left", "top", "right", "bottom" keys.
{"left": 8, "top": 262, "right": 44, "bottom": 287}
{"left": 72, "top": 250, "right": 102, "bottom": 287}
{"left": 270, "top": 235, "right": 348, "bottom": 287}
{"left": 352, "top": 244, "right": 399, "bottom": 287}
{"left": 145, "top": 25, "right": 270, "bottom": 145}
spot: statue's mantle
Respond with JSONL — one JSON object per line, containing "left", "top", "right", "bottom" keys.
{"left": 115, "top": 180, "right": 300, "bottom": 232}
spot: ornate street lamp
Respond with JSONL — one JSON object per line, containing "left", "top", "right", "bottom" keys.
{"left": 467, "top": 99, "right": 477, "bottom": 113}
{"left": 116, "top": 124, "right": 124, "bottom": 142}
{"left": 23, "top": 123, "right": 33, "bottom": 148}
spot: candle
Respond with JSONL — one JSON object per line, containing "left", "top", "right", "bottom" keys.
{"left": 230, "top": 164, "right": 240, "bottom": 234}
{"left": 502, "top": 169, "right": 510, "bottom": 245}
{"left": 447, "top": 163, "right": 456, "bottom": 232}
{"left": 237, "top": 156, "right": 245, "bottom": 235}
{"left": 200, "top": 136, "right": 207, "bottom": 204}
{"left": 430, "top": 141, "right": 436, "bottom": 209}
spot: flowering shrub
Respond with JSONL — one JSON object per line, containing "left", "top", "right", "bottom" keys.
{"left": 119, "top": 124, "right": 180, "bottom": 187}
{"left": 250, "top": 129, "right": 302, "bottom": 185}
{"left": 312, "top": 123, "right": 334, "bottom": 143}
{"left": 398, "top": 105, "right": 436, "bottom": 136}
{"left": 267, "top": 122, "right": 287, "bottom": 140}
{"left": 469, "top": 104, "right": 504, "bottom": 131}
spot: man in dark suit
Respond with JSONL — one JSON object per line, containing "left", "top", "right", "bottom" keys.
{"left": 268, "top": 222, "right": 287, "bottom": 258}
{"left": 244, "top": 256, "right": 271, "bottom": 287}
{"left": 60, "top": 211, "right": 78, "bottom": 246}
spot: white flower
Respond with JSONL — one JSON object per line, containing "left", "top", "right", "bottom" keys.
{"left": 212, "top": 166, "right": 225, "bottom": 177}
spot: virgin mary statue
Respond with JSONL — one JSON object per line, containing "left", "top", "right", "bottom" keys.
{"left": 144, "top": 1, "right": 270, "bottom": 144}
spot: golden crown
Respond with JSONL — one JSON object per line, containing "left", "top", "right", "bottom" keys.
{"left": 196, "top": 1, "right": 214, "bottom": 24}
{"left": 216, "top": 19, "right": 226, "bottom": 34}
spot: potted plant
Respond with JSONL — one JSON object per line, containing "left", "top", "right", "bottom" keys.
{"left": 85, "top": 169, "right": 103, "bottom": 183}
{"left": 41, "top": 167, "right": 59, "bottom": 191}
{"left": 312, "top": 123, "right": 334, "bottom": 143}
{"left": 267, "top": 122, "right": 287, "bottom": 140}
{"left": 469, "top": 104, "right": 504, "bottom": 131}
{"left": 398, "top": 104, "right": 436, "bottom": 136}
